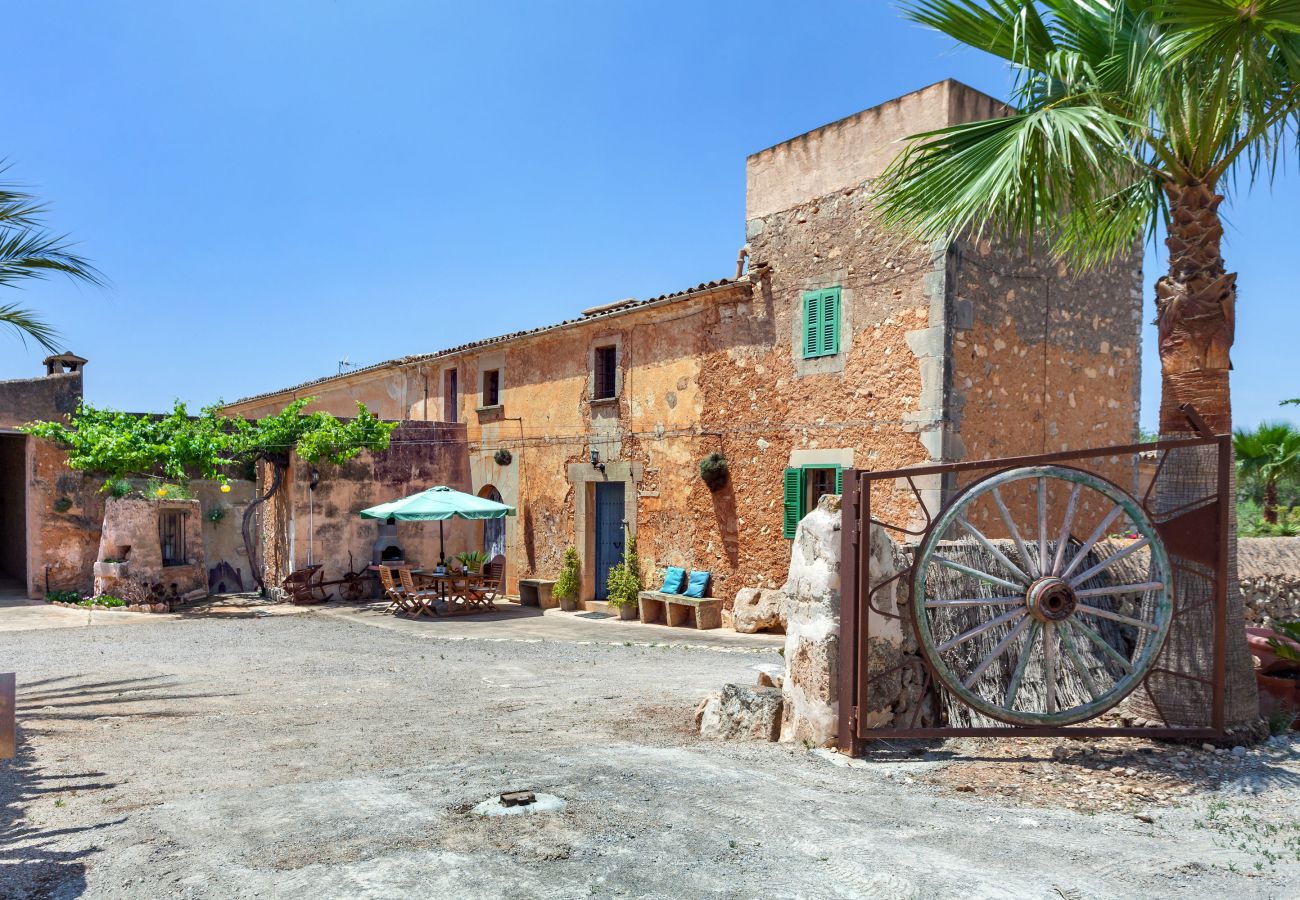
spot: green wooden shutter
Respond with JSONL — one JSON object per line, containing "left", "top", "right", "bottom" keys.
{"left": 802, "top": 292, "right": 821, "bottom": 358}
{"left": 822, "top": 289, "right": 840, "bottom": 355}
{"left": 802, "top": 288, "right": 841, "bottom": 357}
{"left": 783, "top": 468, "right": 804, "bottom": 538}
{"left": 834, "top": 465, "right": 843, "bottom": 495}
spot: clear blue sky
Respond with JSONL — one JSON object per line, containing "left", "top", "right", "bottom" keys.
{"left": 3, "top": 1, "right": 1296, "bottom": 431}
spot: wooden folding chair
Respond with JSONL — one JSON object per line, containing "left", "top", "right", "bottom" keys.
{"left": 475, "top": 555, "right": 505, "bottom": 611}
{"left": 399, "top": 568, "right": 441, "bottom": 618}
{"left": 378, "top": 566, "right": 412, "bottom": 615}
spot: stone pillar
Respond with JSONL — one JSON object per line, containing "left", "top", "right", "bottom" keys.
{"left": 779, "top": 495, "right": 843, "bottom": 747}
{"left": 779, "top": 494, "right": 912, "bottom": 747}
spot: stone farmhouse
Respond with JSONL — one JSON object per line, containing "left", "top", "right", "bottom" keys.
{"left": 218, "top": 79, "right": 1144, "bottom": 610}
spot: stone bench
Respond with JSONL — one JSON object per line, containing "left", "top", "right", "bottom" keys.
{"left": 518, "top": 579, "right": 556, "bottom": 609}
{"left": 637, "top": 591, "right": 722, "bottom": 630}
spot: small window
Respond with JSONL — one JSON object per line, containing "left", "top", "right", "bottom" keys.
{"left": 445, "top": 369, "right": 459, "bottom": 421}
{"left": 782, "top": 465, "right": 842, "bottom": 538}
{"left": 594, "top": 346, "right": 617, "bottom": 400}
{"left": 159, "top": 510, "right": 188, "bottom": 566}
{"left": 483, "top": 369, "right": 501, "bottom": 407}
{"left": 802, "top": 287, "right": 841, "bottom": 358}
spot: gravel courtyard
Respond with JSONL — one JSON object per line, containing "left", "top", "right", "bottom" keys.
{"left": 3, "top": 604, "right": 1299, "bottom": 899}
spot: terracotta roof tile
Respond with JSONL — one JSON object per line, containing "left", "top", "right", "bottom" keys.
{"left": 226, "top": 276, "right": 748, "bottom": 409}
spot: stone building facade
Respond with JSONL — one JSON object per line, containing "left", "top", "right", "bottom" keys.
{"left": 223, "top": 80, "right": 1144, "bottom": 609}
{"left": 0, "top": 356, "right": 256, "bottom": 599}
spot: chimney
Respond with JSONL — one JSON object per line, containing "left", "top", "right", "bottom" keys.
{"left": 43, "top": 352, "right": 87, "bottom": 376}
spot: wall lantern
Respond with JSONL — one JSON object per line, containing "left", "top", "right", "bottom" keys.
{"left": 590, "top": 449, "right": 605, "bottom": 473}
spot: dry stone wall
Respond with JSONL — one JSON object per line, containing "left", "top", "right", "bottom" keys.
{"left": 1239, "top": 538, "right": 1300, "bottom": 626}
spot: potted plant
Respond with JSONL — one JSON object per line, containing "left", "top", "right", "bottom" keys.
{"left": 553, "top": 546, "right": 581, "bottom": 612}
{"left": 605, "top": 536, "right": 643, "bottom": 620}
{"left": 456, "top": 550, "right": 488, "bottom": 574}
{"left": 1247, "top": 621, "right": 1300, "bottom": 731}
{"left": 699, "top": 452, "right": 729, "bottom": 492}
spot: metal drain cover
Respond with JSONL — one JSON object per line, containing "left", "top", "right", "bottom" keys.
{"left": 471, "top": 791, "right": 566, "bottom": 817}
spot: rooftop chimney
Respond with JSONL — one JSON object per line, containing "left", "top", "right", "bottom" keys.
{"left": 43, "top": 352, "right": 87, "bottom": 376}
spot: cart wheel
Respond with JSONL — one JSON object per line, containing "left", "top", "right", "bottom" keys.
{"left": 912, "top": 465, "right": 1173, "bottom": 726}
{"left": 341, "top": 576, "right": 364, "bottom": 602}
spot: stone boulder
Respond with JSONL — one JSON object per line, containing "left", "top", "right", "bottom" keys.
{"left": 732, "top": 587, "right": 788, "bottom": 634}
{"left": 696, "top": 684, "right": 783, "bottom": 741}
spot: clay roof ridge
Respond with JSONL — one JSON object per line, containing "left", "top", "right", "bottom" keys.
{"left": 225, "top": 276, "right": 748, "bottom": 409}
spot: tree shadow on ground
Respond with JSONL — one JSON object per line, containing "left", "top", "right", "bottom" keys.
{"left": 0, "top": 736, "right": 110, "bottom": 898}
{"left": 17, "top": 674, "right": 237, "bottom": 723}
{"left": 1, "top": 674, "right": 237, "bottom": 897}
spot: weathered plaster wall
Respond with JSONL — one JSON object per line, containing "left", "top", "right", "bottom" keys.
{"left": 0, "top": 370, "right": 101, "bottom": 598}
{"left": 94, "top": 497, "right": 206, "bottom": 597}
{"left": 746, "top": 79, "right": 1007, "bottom": 220}
{"left": 265, "top": 421, "right": 472, "bottom": 591}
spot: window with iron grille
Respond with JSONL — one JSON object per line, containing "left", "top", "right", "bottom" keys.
{"left": 594, "top": 346, "right": 617, "bottom": 400}
{"left": 483, "top": 369, "right": 501, "bottom": 407}
{"left": 159, "top": 510, "right": 188, "bottom": 567}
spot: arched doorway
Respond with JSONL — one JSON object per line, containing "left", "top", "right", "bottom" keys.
{"left": 479, "top": 485, "right": 506, "bottom": 560}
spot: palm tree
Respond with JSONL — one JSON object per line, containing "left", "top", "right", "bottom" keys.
{"left": 1235, "top": 422, "right": 1300, "bottom": 525}
{"left": 0, "top": 172, "right": 101, "bottom": 351}
{"left": 874, "top": 1, "right": 1300, "bottom": 735}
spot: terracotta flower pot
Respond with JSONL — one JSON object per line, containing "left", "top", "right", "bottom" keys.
{"left": 1248, "top": 628, "right": 1300, "bottom": 729}
{"left": 1256, "top": 671, "right": 1300, "bottom": 725}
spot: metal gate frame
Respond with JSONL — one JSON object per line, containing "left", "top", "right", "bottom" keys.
{"left": 837, "top": 431, "right": 1231, "bottom": 754}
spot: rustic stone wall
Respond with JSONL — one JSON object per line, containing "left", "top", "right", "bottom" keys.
{"left": 0, "top": 370, "right": 102, "bottom": 597}
{"left": 221, "top": 80, "right": 1144, "bottom": 613}
{"left": 1239, "top": 538, "right": 1300, "bottom": 626}
{"left": 947, "top": 235, "right": 1143, "bottom": 500}
{"left": 93, "top": 497, "right": 206, "bottom": 599}
{"left": 263, "top": 421, "right": 472, "bottom": 591}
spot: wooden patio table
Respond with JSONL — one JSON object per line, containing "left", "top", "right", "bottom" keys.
{"left": 413, "top": 571, "right": 492, "bottom": 615}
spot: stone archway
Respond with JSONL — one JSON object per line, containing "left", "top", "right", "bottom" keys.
{"left": 479, "top": 485, "right": 506, "bottom": 560}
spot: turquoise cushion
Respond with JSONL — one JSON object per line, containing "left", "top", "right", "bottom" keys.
{"left": 683, "top": 570, "right": 710, "bottom": 598}
{"left": 660, "top": 567, "right": 686, "bottom": 593}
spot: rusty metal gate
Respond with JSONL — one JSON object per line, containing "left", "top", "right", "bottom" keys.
{"left": 837, "top": 426, "right": 1230, "bottom": 753}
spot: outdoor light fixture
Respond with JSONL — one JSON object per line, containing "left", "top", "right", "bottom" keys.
{"left": 309, "top": 468, "right": 321, "bottom": 492}
{"left": 590, "top": 449, "right": 605, "bottom": 473}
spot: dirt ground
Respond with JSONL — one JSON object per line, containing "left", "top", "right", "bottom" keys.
{"left": 2, "top": 603, "right": 1299, "bottom": 899}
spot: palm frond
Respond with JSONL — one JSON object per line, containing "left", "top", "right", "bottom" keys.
{"left": 0, "top": 227, "right": 103, "bottom": 289}
{"left": 873, "top": 94, "right": 1152, "bottom": 267}
{"left": 0, "top": 302, "right": 60, "bottom": 352}
{"left": 902, "top": 0, "right": 1057, "bottom": 70}
{"left": 878, "top": 0, "right": 1300, "bottom": 266}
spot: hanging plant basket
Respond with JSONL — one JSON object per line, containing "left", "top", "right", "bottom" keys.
{"left": 494, "top": 448, "right": 513, "bottom": 466}
{"left": 699, "top": 453, "right": 729, "bottom": 492}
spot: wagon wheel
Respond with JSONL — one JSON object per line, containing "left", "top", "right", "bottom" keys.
{"left": 340, "top": 574, "right": 366, "bottom": 602}
{"left": 912, "top": 465, "right": 1173, "bottom": 727}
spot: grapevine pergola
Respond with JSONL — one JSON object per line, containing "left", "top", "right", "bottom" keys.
{"left": 25, "top": 397, "right": 397, "bottom": 591}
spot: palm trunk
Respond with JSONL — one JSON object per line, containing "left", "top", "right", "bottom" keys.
{"left": 1135, "top": 182, "right": 1262, "bottom": 738}
{"left": 1264, "top": 480, "right": 1279, "bottom": 525}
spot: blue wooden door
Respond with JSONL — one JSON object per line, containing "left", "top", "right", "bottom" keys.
{"left": 593, "top": 482, "right": 625, "bottom": 601}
